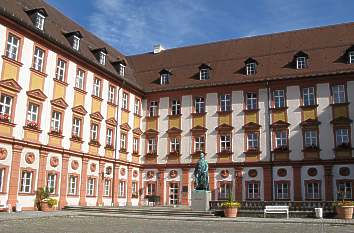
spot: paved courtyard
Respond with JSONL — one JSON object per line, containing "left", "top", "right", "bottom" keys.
{"left": 1, "top": 215, "right": 354, "bottom": 233}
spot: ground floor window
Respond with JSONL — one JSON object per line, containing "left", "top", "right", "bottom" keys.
{"left": 47, "top": 173, "right": 56, "bottom": 194}
{"left": 218, "top": 182, "right": 231, "bottom": 200}
{"left": 246, "top": 181, "right": 260, "bottom": 200}
{"left": 305, "top": 181, "right": 321, "bottom": 200}
{"left": 104, "top": 179, "right": 111, "bottom": 196}
{"left": 337, "top": 181, "right": 352, "bottom": 200}
{"left": 132, "top": 181, "right": 138, "bottom": 198}
{"left": 0, "top": 168, "right": 4, "bottom": 192}
{"left": 169, "top": 183, "right": 179, "bottom": 205}
{"left": 87, "top": 178, "right": 95, "bottom": 196}
{"left": 20, "top": 171, "right": 32, "bottom": 193}
{"left": 119, "top": 181, "right": 126, "bottom": 197}
{"left": 146, "top": 183, "right": 156, "bottom": 196}
{"left": 68, "top": 176, "right": 78, "bottom": 195}
{"left": 275, "top": 182, "right": 289, "bottom": 200}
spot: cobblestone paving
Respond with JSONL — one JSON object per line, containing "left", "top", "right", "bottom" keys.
{"left": 2, "top": 216, "right": 354, "bottom": 233}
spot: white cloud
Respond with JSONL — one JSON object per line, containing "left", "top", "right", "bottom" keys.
{"left": 89, "top": 0, "right": 207, "bottom": 55}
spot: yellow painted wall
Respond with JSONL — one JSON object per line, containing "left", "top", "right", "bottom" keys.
{"left": 272, "top": 111, "right": 286, "bottom": 122}
{"left": 333, "top": 105, "right": 348, "bottom": 118}
{"left": 24, "top": 130, "right": 39, "bottom": 142}
{"left": 70, "top": 141, "right": 81, "bottom": 151}
{"left": 219, "top": 113, "right": 231, "bottom": 125}
{"left": 91, "top": 98, "right": 101, "bottom": 113}
{"left": 134, "top": 116, "right": 140, "bottom": 129}
{"left": 29, "top": 73, "right": 44, "bottom": 90}
{"left": 146, "top": 117, "right": 157, "bottom": 130}
{"left": 53, "top": 82, "right": 66, "bottom": 99}
{"left": 107, "top": 105, "right": 116, "bottom": 119}
{"left": 303, "top": 109, "right": 316, "bottom": 120}
{"left": 169, "top": 117, "right": 180, "bottom": 129}
{"left": 74, "top": 91, "right": 85, "bottom": 106}
{"left": 2, "top": 62, "right": 18, "bottom": 81}
{"left": 193, "top": 115, "right": 204, "bottom": 127}
{"left": 49, "top": 135, "right": 61, "bottom": 146}
{"left": 105, "top": 150, "right": 113, "bottom": 158}
{"left": 121, "top": 111, "right": 129, "bottom": 124}
{"left": 0, "top": 124, "right": 12, "bottom": 137}
{"left": 245, "top": 112, "right": 257, "bottom": 124}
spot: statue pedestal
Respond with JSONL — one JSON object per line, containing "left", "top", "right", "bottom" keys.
{"left": 191, "top": 190, "right": 211, "bottom": 211}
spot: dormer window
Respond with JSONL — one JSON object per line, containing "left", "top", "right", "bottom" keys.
{"left": 294, "top": 51, "right": 308, "bottom": 69}
{"left": 159, "top": 69, "right": 171, "bottom": 85}
{"left": 119, "top": 64, "right": 125, "bottom": 76}
{"left": 99, "top": 51, "right": 106, "bottom": 65}
{"left": 199, "top": 64, "right": 211, "bottom": 80}
{"left": 72, "top": 36, "right": 80, "bottom": 51}
{"left": 244, "top": 58, "right": 257, "bottom": 75}
{"left": 349, "top": 51, "right": 354, "bottom": 64}
{"left": 25, "top": 8, "right": 48, "bottom": 31}
{"left": 64, "top": 31, "right": 82, "bottom": 51}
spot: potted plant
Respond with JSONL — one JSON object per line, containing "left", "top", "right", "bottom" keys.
{"left": 335, "top": 191, "right": 354, "bottom": 219}
{"left": 36, "top": 187, "right": 58, "bottom": 212}
{"left": 221, "top": 192, "right": 241, "bottom": 218}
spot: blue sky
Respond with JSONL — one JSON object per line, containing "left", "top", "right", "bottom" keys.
{"left": 47, "top": 0, "right": 354, "bottom": 55}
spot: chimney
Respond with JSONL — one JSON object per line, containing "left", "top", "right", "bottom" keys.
{"left": 153, "top": 44, "right": 164, "bottom": 54}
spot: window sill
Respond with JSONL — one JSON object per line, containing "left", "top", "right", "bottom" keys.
{"left": 191, "top": 112, "right": 207, "bottom": 117}
{"left": 302, "top": 147, "right": 321, "bottom": 152}
{"left": 244, "top": 150, "right": 261, "bottom": 155}
{"left": 242, "top": 109, "right": 259, "bottom": 113}
{"left": 86, "top": 195, "right": 97, "bottom": 198}
{"left": 70, "top": 137, "right": 83, "bottom": 143}
{"left": 48, "top": 131, "right": 64, "bottom": 138}
{"left": 132, "top": 153, "right": 140, "bottom": 157}
{"left": 167, "top": 152, "right": 181, "bottom": 157}
{"left": 67, "top": 194, "right": 79, "bottom": 197}
{"left": 107, "top": 101, "right": 117, "bottom": 107}
{"left": 23, "top": 126, "right": 42, "bottom": 133}
{"left": 217, "top": 110, "right": 233, "bottom": 115}
{"left": 0, "top": 120, "right": 15, "bottom": 127}
{"left": 330, "top": 102, "right": 350, "bottom": 107}
{"left": 105, "top": 145, "right": 115, "bottom": 151}
{"left": 89, "top": 141, "right": 101, "bottom": 147}
{"left": 53, "top": 78, "right": 69, "bottom": 86}
{"left": 217, "top": 151, "right": 233, "bottom": 156}
{"left": 119, "top": 149, "right": 128, "bottom": 154}
{"left": 145, "top": 115, "right": 159, "bottom": 119}
{"left": 145, "top": 153, "right": 158, "bottom": 158}
{"left": 2, "top": 55, "right": 23, "bottom": 67}
{"left": 134, "top": 113, "right": 142, "bottom": 118}
{"left": 29, "top": 67, "right": 47, "bottom": 77}
{"left": 73, "top": 87, "right": 87, "bottom": 95}
{"left": 121, "top": 108, "right": 131, "bottom": 113}
{"left": 91, "top": 95, "right": 103, "bottom": 102}
{"left": 168, "top": 114, "right": 182, "bottom": 118}
{"left": 18, "top": 192, "right": 36, "bottom": 196}
{"left": 269, "top": 106, "right": 288, "bottom": 111}
{"left": 299, "top": 104, "right": 318, "bottom": 110}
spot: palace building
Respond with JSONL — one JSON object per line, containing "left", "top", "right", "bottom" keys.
{"left": 1, "top": 0, "right": 354, "bottom": 210}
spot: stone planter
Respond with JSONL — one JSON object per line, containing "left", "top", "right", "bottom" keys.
{"left": 223, "top": 207, "right": 238, "bottom": 218}
{"left": 40, "top": 201, "right": 55, "bottom": 212}
{"left": 336, "top": 206, "right": 354, "bottom": 219}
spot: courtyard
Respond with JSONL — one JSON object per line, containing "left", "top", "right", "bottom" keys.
{"left": 1, "top": 214, "right": 354, "bottom": 233}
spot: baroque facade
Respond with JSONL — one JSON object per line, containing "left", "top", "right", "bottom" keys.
{"left": 1, "top": 0, "right": 354, "bottom": 210}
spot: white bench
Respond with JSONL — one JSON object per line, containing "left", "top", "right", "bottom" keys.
{"left": 264, "top": 205, "right": 289, "bottom": 218}
{"left": 0, "top": 200, "right": 9, "bottom": 212}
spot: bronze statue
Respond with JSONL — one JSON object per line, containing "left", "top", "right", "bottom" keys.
{"left": 193, "top": 152, "right": 209, "bottom": 190}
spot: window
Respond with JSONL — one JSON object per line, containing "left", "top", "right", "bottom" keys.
{"left": 99, "top": 51, "right": 106, "bottom": 65}
{"left": 72, "top": 35, "right": 80, "bottom": 51}
{"left": 147, "top": 138, "right": 157, "bottom": 154}
{"left": 20, "top": 171, "right": 32, "bottom": 193}
{"left": 273, "top": 90, "right": 285, "bottom": 108}
{"left": 55, "top": 59, "right": 66, "bottom": 81}
{"left": 247, "top": 132, "right": 259, "bottom": 150}
{"left": 122, "top": 92, "right": 129, "bottom": 110}
{"left": 0, "top": 94, "right": 12, "bottom": 116}
{"left": 147, "top": 183, "right": 156, "bottom": 195}
{"left": 194, "top": 97, "right": 205, "bottom": 114}
{"left": 218, "top": 182, "right": 231, "bottom": 200}
{"left": 337, "top": 181, "right": 352, "bottom": 200}
{"left": 296, "top": 57, "right": 307, "bottom": 69}
{"left": 246, "top": 62, "right": 256, "bottom": 75}
{"left": 275, "top": 130, "right": 287, "bottom": 148}
{"left": 93, "top": 78, "right": 101, "bottom": 97}
{"left": 160, "top": 73, "right": 170, "bottom": 85}
{"left": 199, "top": 69, "right": 209, "bottom": 80}
{"left": 133, "top": 137, "right": 139, "bottom": 154}
{"left": 34, "top": 12, "right": 45, "bottom": 30}
{"left": 75, "top": 69, "right": 85, "bottom": 90}
{"left": 47, "top": 173, "right": 56, "bottom": 194}
{"left": 90, "top": 123, "right": 98, "bottom": 141}
{"left": 149, "top": 101, "right": 158, "bottom": 117}
{"left": 72, "top": 117, "right": 81, "bottom": 137}
{"left": 119, "top": 181, "right": 126, "bottom": 197}
{"left": 26, "top": 103, "right": 39, "bottom": 124}
{"left": 51, "top": 111, "right": 61, "bottom": 133}
{"left": 87, "top": 178, "right": 95, "bottom": 196}
{"left": 220, "top": 94, "right": 231, "bottom": 112}
{"left": 134, "top": 98, "right": 140, "bottom": 115}
{"left": 132, "top": 181, "right": 138, "bottom": 197}
{"left": 246, "top": 93, "right": 257, "bottom": 110}
{"left": 304, "top": 130, "right": 318, "bottom": 147}
{"left": 104, "top": 179, "right": 111, "bottom": 196}
{"left": 0, "top": 168, "right": 4, "bottom": 192}
{"left": 305, "top": 182, "right": 321, "bottom": 200}
{"left": 332, "top": 84, "right": 346, "bottom": 104}
{"left": 119, "top": 64, "right": 125, "bottom": 77}
{"left": 194, "top": 136, "right": 205, "bottom": 152}
{"left": 170, "top": 138, "right": 180, "bottom": 153}
{"left": 68, "top": 176, "right": 77, "bottom": 195}
{"left": 106, "top": 128, "right": 113, "bottom": 146}
{"left": 120, "top": 133, "right": 127, "bottom": 150}
{"left": 302, "top": 87, "right": 316, "bottom": 106}
{"left": 6, "top": 33, "right": 20, "bottom": 60}
{"left": 33, "top": 46, "right": 45, "bottom": 72}
{"left": 247, "top": 182, "right": 260, "bottom": 199}
{"left": 108, "top": 85, "right": 116, "bottom": 103}
{"left": 220, "top": 135, "right": 231, "bottom": 152}
{"left": 349, "top": 51, "right": 354, "bottom": 64}
{"left": 171, "top": 99, "right": 181, "bottom": 115}
{"left": 336, "top": 128, "right": 349, "bottom": 146}
{"left": 275, "top": 182, "right": 289, "bottom": 200}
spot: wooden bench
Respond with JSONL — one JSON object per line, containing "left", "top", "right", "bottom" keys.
{"left": 264, "top": 205, "right": 289, "bottom": 218}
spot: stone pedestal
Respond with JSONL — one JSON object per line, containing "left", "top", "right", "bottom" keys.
{"left": 191, "top": 190, "right": 211, "bottom": 211}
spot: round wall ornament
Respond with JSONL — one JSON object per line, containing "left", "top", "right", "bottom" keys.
{"left": 169, "top": 170, "right": 178, "bottom": 178}
{"left": 25, "top": 152, "right": 35, "bottom": 164}
{"left": 307, "top": 167, "right": 317, "bottom": 177}
{"left": 106, "top": 166, "right": 112, "bottom": 175}
{"left": 339, "top": 167, "right": 350, "bottom": 176}
{"left": 248, "top": 169, "right": 258, "bottom": 178}
{"left": 277, "top": 168, "right": 287, "bottom": 177}
{"left": 120, "top": 168, "right": 126, "bottom": 176}
{"left": 133, "top": 170, "right": 138, "bottom": 178}
{"left": 147, "top": 170, "right": 155, "bottom": 179}
{"left": 50, "top": 156, "right": 59, "bottom": 168}
{"left": 0, "top": 148, "right": 7, "bottom": 160}
{"left": 220, "top": 169, "right": 229, "bottom": 178}
{"left": 90, "top": 163, "right": 96, "bottom": 172}
{"left": 71, "top": 160, "right": 79, "bottom": 170}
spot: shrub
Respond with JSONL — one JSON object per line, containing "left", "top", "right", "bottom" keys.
{"left": 47, "top": 198, "right": 58, "bottom": 208}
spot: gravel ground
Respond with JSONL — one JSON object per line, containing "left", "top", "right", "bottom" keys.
{"left": 1, "top": 216, "right": 354, "bottom": 233}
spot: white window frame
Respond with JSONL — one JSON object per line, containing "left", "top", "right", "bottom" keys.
{"left": 160, "top": 73, "right": 170, "bottom": 85}
{"left": 55, "top": 58, "right": 66, "bottom": 81}
{"left": 246, "top": 93, "right": 257, "bottom": 110}
{"left": 246, "top": 62, "right": 256, "bottom": 75}
{"left": 303, "top": 87, "right": 315, "bottom": 106}
{"left": 119, "top": 64, "right": 125, "bottom": 76}
{"left": 72, "top": 35, "right": 80, "bottom": 51}
{"left": 220, "top": 94, "right": 231, "bottom": 112}
{"left": 0, "top": 94, "right": 12, "bottom": 116}
{"left": 6, "top": 33, "right": 19, "bottom": 60}
{"left": 147, "top": 183, "right": 156, "bottom": 195}
{"left": 337, "top": 181, "right": 352, "bottom": 200}
{"left": 275, "top": 182, "right": 289, "bottom": 200}
{"left": 195, "top": 97, "right": 205, "bottom": 114}
{"left": 149, "top": 101, "right": 158, "bottom": 117}
{"left": 171, "top": 99, "right": 181, "bottom": 115}
{"left": 34, "top": 12, "right": 45, "bottom": 30}
{"left": 0, "top": 169, "right": 4, "bottom": 193}
{"left": 219, "top": 182, "right": 231, "bottom": 200}
{"left": 194, "top": 136, "right": 205, "bottom": 152}
{"left": 296, "top": 56, "right": 307, "bottom": 69}
{"left": 170, "top": 137, "right": 180, "bottom": 153}
{"left": 133, "top": 137, "right": 139, "bottom": 154}
{"left": 306, "top": 182, "right": 321, "bottom": 200}
{"left": 104, "top": 179, "right": 111, "bottom": 196}
{"left": 134, "top": 99, "right": 140, "bottom": 115}
{"left": 87, "top": 178, "right": 95, "bottom": 196}
{"left": 33, "top": 47, "right": 45, "bottom": 72}
{"left": 199, "top": 69, "right": 209, "bottom": 80}
{"left": 247, "top": 132, "right": 258, "bottom": 150}
{"left": 220, "top": 135, "right": 231, "bottom": 152}
{"left": 247, "top": 182, "right": 260, "bottom": 199}
{"left": 275, "top": 130, "right": 287, "bottom": 148}
{"left": 122, "top": 93, "right": 128, "bottom": 110}
{"left": 72, "top": 117, "right": 81, "bottom": 137}
{"left": 332, "top": 85, "right": 346, "bottom": 104}
{"left": 99, "top": 51, "right": 106, "bottom": 65}
{"left": 51, "top": 111, "right": 61, "bottom": 132}
{"left": 68, "top": 176, "right": 77, "bottom": 195}
{"left": 47, "top": 173, "right": 56, "bottom": 194}
{"left": 349, "top": 51, "right": 354, "bottom": 64}
{"left": 119, "top": 181, "right": 126, "bottom": 197}
{"left": 20, "top": 171, "right": 32, "bottom": 193}
{"left": 336, "top": 128, "right": 349, "bottom": 146}
{"left": 120, "top": 133, "right": 127, "bottom": 150}
{"left": 108, "top": 85, "right": 115, "bottom": 103}
{"left": 132, "top": 181, "right": 138, "bottom": 195}
{"left": 90, "top": 123, "right": 98, "bottom": 141}
{"left": 147, "top": 138, "right": 157, "bottom": 154}
{"left": 75, "top": 69, "right": 85, "bottom": 90}
{"left": 106, "top": 128, "right": 113, "bottom": 146}
{"left": 93, "top": 78, "right": 101, "bottom": 97}
{"left": 27, "top": 103, "right": 39, "bottom": 123}
{"left": 304, "top": 130, "right": 318, "bottom": 147}
{"left": 273, "top": 89, "right": 285, "bottom": 108}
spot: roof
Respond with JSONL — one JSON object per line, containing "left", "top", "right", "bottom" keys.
{"left": 0, "top": 0, "right": 142, "bottom": 91}
{"left": 128, "top": 22, "right": 354, "bottom": 92}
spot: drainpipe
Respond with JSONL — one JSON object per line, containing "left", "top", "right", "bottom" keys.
{"left": 265, "top": 81, "right": 273, "bottom": 201}
{"left": 112, "top": 82, "right": 123, "bottom": 205}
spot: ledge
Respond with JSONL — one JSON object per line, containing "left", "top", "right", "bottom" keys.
{"left": 330, "top": 102, "right": 350, "bottom": 107}
{"left": 0, "top": 120, "right": 16, "bottom": 127}
{"left": 70, "top": 137, "right": 83, "bottom": 143}
{"left": 299, "top": 104, "right": 318, "bottom": 110}
{"left": 269, "top": 106, "right": 288, "bottom": 111}
{"left": 121, "top": 108, "right": 131, "bottom": 113}
{"left": 244, "top": 150, "right": 261, "bottom": 155}
{"left": 53, "top": 78, "right": 69, "bottom": 86}
{"left": 29, "top": 67, "right": 47, "bottom": 77}
{"left": 91, "top": 95, "right": 103, "bottom": 102}
{"left": 2, "top": 55, "right": 23, "bottom": 67}
{"left": 74, "top": 87, "right": 87, "bottom": 95}
{"left": 243, "top": 108, "right": 259, "bottom": 113}
{"left": 107, "top": 102, "right": 117, "bottom": 107}
{"left": 217, "top": 110, "right": 233, "bottom": 115}
{"left": 168, "top": 114, "right": 182, "bottom": 118}
{"left": 48, "top": 131, "right": 64, "bottom": 138}
{"left": 23, "top": 126, "right": 42, "bottom": 133}
{"left": 191, "top": 112, "right": 207, "bottom": 117}
{"left": 89, "top": 141, "right": 101, "bottom": 147}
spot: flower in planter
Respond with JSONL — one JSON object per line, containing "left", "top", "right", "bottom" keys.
{"left": 26, "top": 120, "right": 39, "bottom": 129}
{"left": 50, "top": 128, "right": 62, "bottom": 135}
{"left": 0, "top": 113, "right": 10, "bottom": 122}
